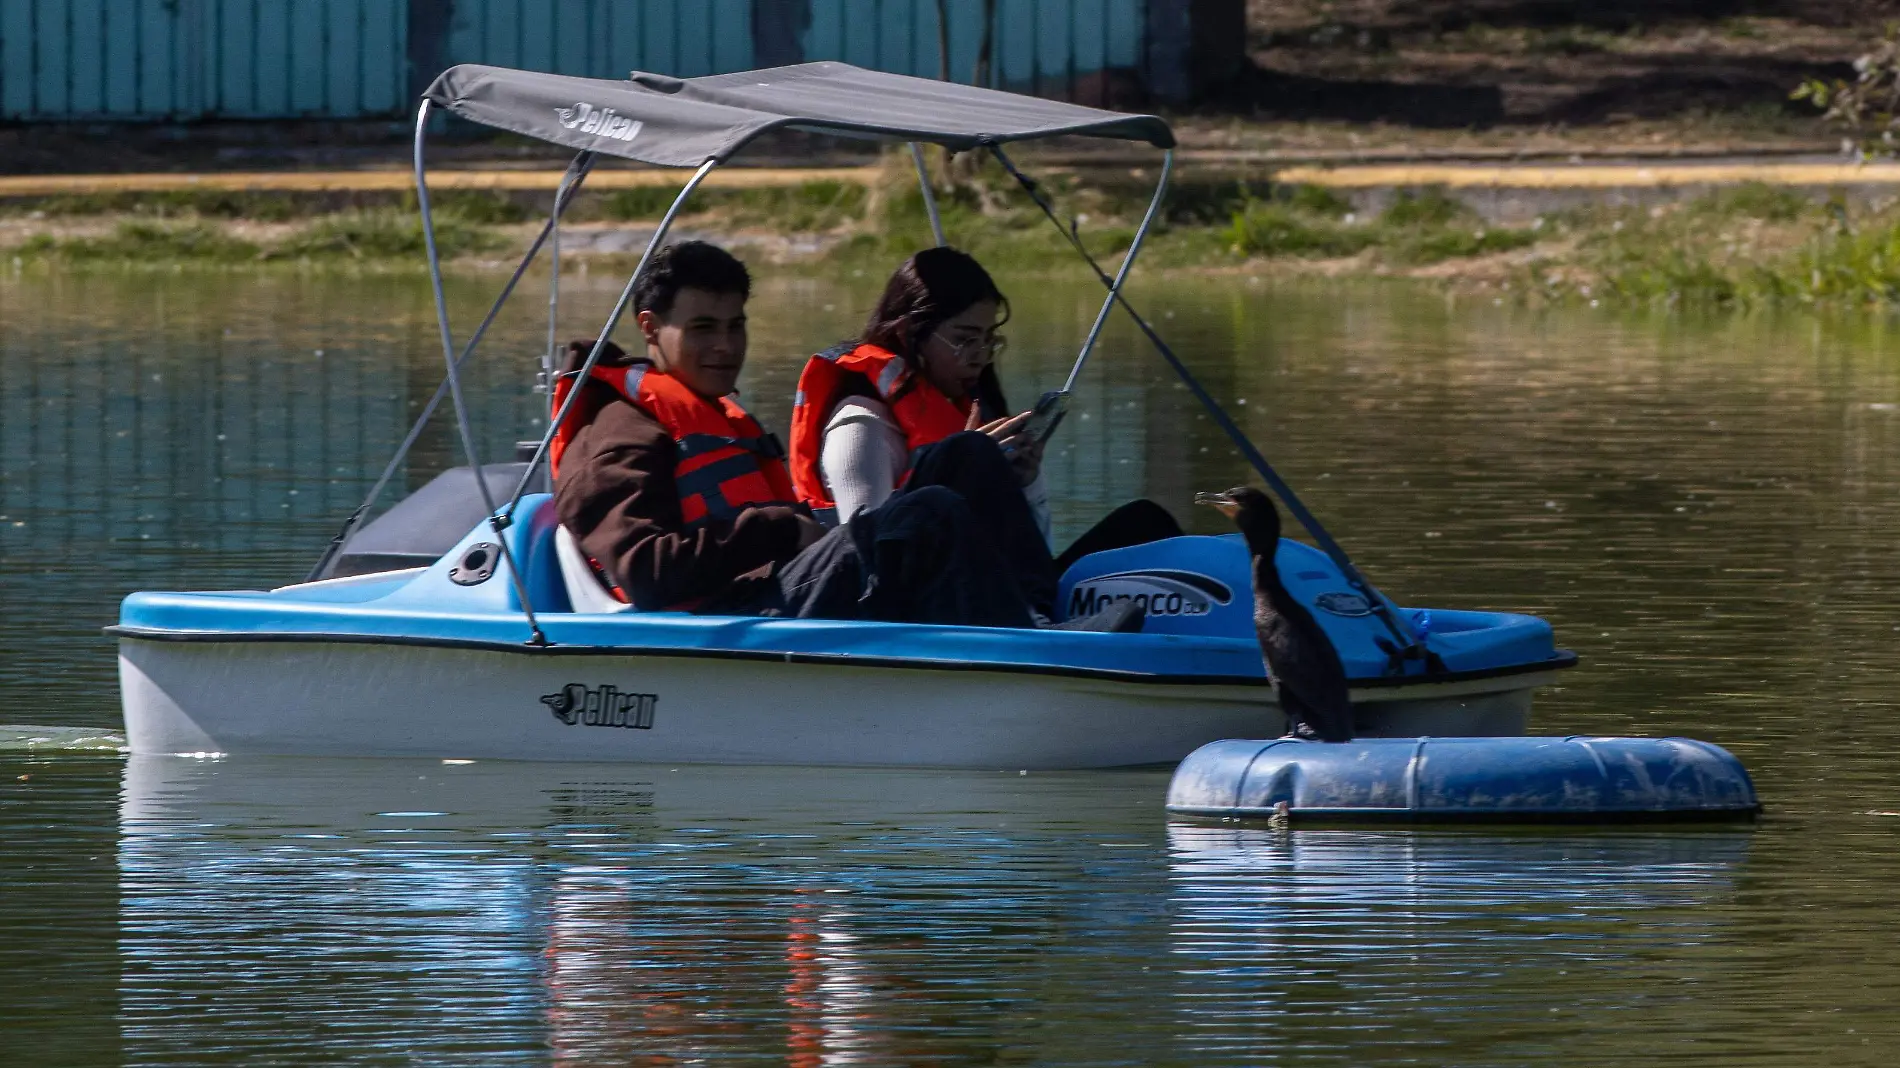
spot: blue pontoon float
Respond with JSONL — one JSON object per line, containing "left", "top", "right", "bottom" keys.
{"left": 113, "top": 62, "right": 1574, "bottom": 767}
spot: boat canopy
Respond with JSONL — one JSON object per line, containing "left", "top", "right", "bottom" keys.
{"left": 381, "top": 63, "right": 1412, "bottom": 658}
{"left": 423, "top": 61, "right": 1176, "bottom": 168}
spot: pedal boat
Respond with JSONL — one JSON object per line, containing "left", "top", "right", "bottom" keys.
{"left": 113, "top": 61, "right": 1574, "bottom": 767}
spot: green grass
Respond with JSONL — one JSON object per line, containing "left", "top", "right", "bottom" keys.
{"left": 1687, "top": 181, "right": 1809, "bottom": 223}
{"left": 18, "top": 172, "right": 1900, "bottom": 317}
{"left": 600, "top": 180, "right": 869, "bottom": 230}
{"left": 1222, "top": 184, "right": 1535, "bottom": 265}
{"left": 13, "top": 221, "right": 261, "bottom": 263}
{"left": 271, "top": 208, "right": 502, "bottom": 260}
{"left": 1225, "top": 201, "right": 1373, "bottom": 257}
{"left": 8, "top": 189, "right": 305, "bottom": 220}
{"left": 1532, "top": 188, "right": 1900, "bottom": 309}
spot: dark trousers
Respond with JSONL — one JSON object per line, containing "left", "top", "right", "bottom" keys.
{"left": 761, "top": 432, "right": 1183, "bottom": 627}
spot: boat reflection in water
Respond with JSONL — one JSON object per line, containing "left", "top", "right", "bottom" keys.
{"left": 1164, "top": 823, "right": 1755, "bottom": 1059}
{"left": 116, "top": 755, "right": 1176, "bottom": 1064}
{"left": 118, "top": 755, "right": 1753, "bottom": 1064}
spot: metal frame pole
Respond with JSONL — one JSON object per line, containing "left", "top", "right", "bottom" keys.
{"left": 508, "top": 157, "right": 722, "bottom": 511}
{"left": 989, "top": 143, "right": 1422, "bottom": 660}
{"left": 1053, "top": 147, "right": 1171, "bottom": 393}
{"left": 414, "top": 100, "right": 548, "bottom": 644}
{"left": 909, "top": 141, "right": 947, "bottom": 246}
{"left": 304, "top": 151, "right": 595, "bottom": 584}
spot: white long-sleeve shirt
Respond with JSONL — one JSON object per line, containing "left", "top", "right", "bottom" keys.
{"left": 818, "top": 396, "right": 1052, "bottom": 545}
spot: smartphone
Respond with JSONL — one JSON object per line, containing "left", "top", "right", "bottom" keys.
{"left": 1022, "top": 390, "right": 1070, "bottom": 445}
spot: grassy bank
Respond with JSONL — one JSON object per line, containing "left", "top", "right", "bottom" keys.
{"left": 10, "top": 157, "right": 1900, "bottom": 314}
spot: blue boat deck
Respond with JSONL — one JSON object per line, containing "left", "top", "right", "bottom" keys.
{"left": 115, "top": 495, "right": 1571, "bottom": 686}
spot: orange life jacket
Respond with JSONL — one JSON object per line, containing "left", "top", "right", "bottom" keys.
{"left": 550, "top": 360, "right": 797, "bottom": 527}
{"left": 788, "top": 342, "right": 975, "bottom": 520}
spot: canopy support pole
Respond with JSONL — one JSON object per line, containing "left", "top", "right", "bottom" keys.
{"left": 544, "top": 155, "right": 596, "bottom": 399}
{"left": 988, "top": 145, "right": 1423, "bottom": 664}
{"left": 909, "top": 142, "right": 947, "bottom": 247}
{"left": 304, "top": 148, "right": 596, "bottom": 585}
{"left": 1055, "top": 147, "right": 1170, "bottom": 394}
{"left": 507, "top": 157, "right": 722, "bottom": 517}
{"left": 414, "top": 100, "right": 548, "bottom": 645}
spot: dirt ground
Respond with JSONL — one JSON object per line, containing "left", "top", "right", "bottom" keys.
{"left": 1231, "top": 0, "right": 1882, "bottom": 134}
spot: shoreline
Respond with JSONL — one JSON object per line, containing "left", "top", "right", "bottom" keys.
{"left": 9, "top": 157, "right": 1900, "bottom": 313}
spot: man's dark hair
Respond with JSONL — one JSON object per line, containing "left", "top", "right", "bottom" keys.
{"left": 633, "top": 241, "right": 751, "bottom": 317}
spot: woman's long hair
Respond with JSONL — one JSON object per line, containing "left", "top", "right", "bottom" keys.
{"left": 859, "top": 247, "right": 1010, "bottom": 419}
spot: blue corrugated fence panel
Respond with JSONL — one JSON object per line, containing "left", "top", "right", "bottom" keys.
{"left": 1107, "top": 0, "right": 1141, "bottom": 68}
{"left": 803, "top": 0, "right": 843, "bottom": 63}
{"left": 712, "top": 0, "right": 751, "bottom": 74}
{"left": 877, "top": 0, "right": 911, "bottom": 77}
{"left": 34, "top": 0, "right": 71, "bottom": 117}
{"left": 251, "top": 0, "right": 289, "bottom": 116}
{"left": 324, "top": 0, "right": 356, "bottom": 116}
{"left": 520, "top": 0, "right": 555, "bottom": 75}
{"left": 0, "top": 0, "right": 31, "bottom": 118}
{"left": 215, "top": 0, "right": 252, "bottom": 115}
{"left": 2, "top": 0, "right": 1149, "bottom": 122}
{"left": 839, "top": 0, "right": 876, "bottom": 70}
{"left": 141, "top": 0, "right": 177, "bottom": 116}
{"left": 942, "top": 0, "right": 982, "bottom": 86}
{"left": 487, "top": 0, "right": 521, "bottom": 71}
{"left": 66, "top": 0, "right": 101, "bottom": 114}
{"left": 547, "top": 0, "right": 585, "bottom": 75}
{"left": 996, "top": 0, "right": 1036, "bottom": 90}
{"left": 1038, "top": 0, "right": 1073, "bottom": 96}
{"left": 606, "top": 0, "right": 640, "bottom": 76}
{"left": 675, "top": 0, "right": 711, "bottom": 77}
{"left": 286, "top": 0, "right": 325, "bottom": 115}
{"left": 1072, "top": 0, "right": 1105, "bottom": 86}
{"left": 359, "top": 0, "right": 405, "bottom": 116}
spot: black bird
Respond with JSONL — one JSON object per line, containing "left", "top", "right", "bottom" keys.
{"left": 1196, "top": 486, "right": 1355, "bottom": 742}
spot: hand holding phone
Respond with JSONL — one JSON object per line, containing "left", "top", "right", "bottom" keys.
{"left": 1022, "top": 390, "right": 1070, "bottom": 445}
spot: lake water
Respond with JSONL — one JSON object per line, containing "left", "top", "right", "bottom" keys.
{"left": 3, "top": 269, "right": 1899, "bottom": 1065}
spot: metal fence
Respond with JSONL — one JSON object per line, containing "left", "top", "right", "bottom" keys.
{"left": 0, "top": 0, "right": 1160, "bottom": 122}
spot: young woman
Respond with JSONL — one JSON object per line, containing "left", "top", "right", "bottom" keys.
{"left": 788, "top": 246, "right": 1181, "bottom": 594}
{"left": 789, "top": 247, "right": 1048, "bottom": 532}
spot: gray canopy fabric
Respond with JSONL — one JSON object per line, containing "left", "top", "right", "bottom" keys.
{"left": 424, "top": 62, "right": 1174, "bottom": 168}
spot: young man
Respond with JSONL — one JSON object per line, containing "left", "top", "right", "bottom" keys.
{"left": 552, "top": 241, "right": 1080, "bottom": 628}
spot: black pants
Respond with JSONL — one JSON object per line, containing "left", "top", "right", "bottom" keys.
{"left": 764, "top": 432, "right": 1182, "bottom": 626}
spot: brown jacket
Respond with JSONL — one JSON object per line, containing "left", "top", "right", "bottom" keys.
{"left": 553, "top": 384, "right": 823, "bottom": 611}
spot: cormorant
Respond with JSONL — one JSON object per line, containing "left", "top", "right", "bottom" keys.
{"left": 1195, "top": 486, "right": 1355, "bottom": 742}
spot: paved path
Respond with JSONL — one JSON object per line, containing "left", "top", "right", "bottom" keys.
{"left": 1274, "top": 161, "right": 1900, "bottom": 188}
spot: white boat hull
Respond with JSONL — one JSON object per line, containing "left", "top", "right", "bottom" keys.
{"left": 119, "top": 638, "right": 1554, "bottom": 768}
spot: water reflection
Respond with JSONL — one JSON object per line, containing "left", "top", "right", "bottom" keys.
{"left": 115, "top": 756, "right": 1770, "bottom": 1065}
{"left": 118, "top": 755, "right": 1183, "bottom": 1064}
{"left": 1166, "top": 823, "right": 1753, "bottom": 1062}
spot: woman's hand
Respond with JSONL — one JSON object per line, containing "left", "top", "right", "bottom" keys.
{"left": 968, "top": 410, "right": 1042, "bottom": 486}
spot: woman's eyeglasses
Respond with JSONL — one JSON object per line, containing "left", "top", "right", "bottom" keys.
{"left": 932, "top": 332, "right": 1007, "bottom": 364}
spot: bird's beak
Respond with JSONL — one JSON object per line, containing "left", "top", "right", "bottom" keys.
{"left": 1193, "top": 490, "right": 1240, "bottom": 518}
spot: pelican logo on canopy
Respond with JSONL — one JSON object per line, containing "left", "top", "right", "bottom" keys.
{"left": 554, "top": 102, "right": 644, "bottom": 143}
{"left": 1067, "top": 569, "right": 1233, "bottom": 619}
{"left": 541, "top": 683, "right": 657, "bottom": 729}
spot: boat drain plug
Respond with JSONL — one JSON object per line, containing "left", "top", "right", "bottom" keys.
{"left": 449, "top": 542, "right": 499, "bottom": 586}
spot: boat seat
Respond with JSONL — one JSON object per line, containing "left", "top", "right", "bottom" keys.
{"left": 555, "top": 525, "right": 633, "bottom": 614}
